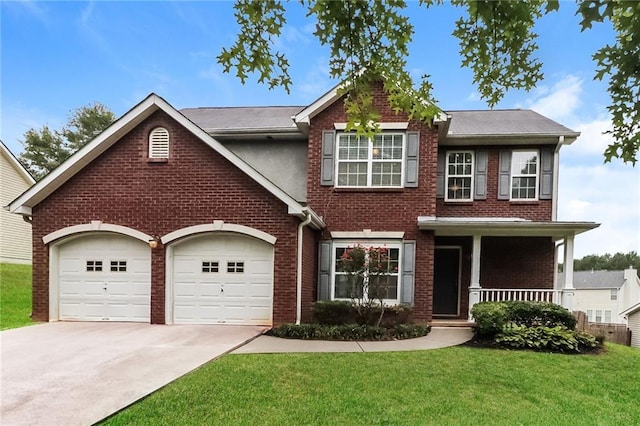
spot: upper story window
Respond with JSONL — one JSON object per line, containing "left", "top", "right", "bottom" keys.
{"left": 149, "top": 127, "right": 170, "bottom": 159}
{"left": 445, "top": 151, "right": 474, "bottom": 201}
{"left": 336, "top": 133, "right": 404, "bottom": 188}
{"left": 610, "top": 289, "right": 618, "bottom": 301}
{"left": 510, "top": 150, "right": 539, "bottom": 200}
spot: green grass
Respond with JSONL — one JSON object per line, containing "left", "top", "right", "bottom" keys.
{"left": 102, "top": 344, "right": 640, "bottom": 425}
{"left": 0, "top": 263, "right": 33, "bottom": 330}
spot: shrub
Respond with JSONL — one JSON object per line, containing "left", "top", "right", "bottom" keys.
{"left": 311, "top": 301, "right": 414, "bottom": 327}
{"left": 312, "top": 300, "right": 353, "bottom": 325}
{"left": 471, "top": 302, "right": 509, "bottom": 337}
{"left": 471, "top": 301, "right": 577, "bottom": 338}
{"left": 505, "top": 301, "right": 577, "bottom": 329}
{"left": 494, "top": 325, "right": 599, "bottom": 353}
{"left": 269, "top": 323, "right": 431, "bottom": 341}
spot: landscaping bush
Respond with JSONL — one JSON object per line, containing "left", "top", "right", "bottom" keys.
{"left": 269, "top": 323, "right": 431, "bottom": 341}
{"left": 506, "top": 301, "right": 577, "bottom": 329}
{"left": 471, "top": 301, "right": 599, "bottom": 354}
{"left": 312, "top": 300, "right": 353, "bottom": 325}
{"left": 471, "top": 301, "right": 577, "bottom": 337}
{"left": 311, "top": 301, "right": 414, "bottom": 327}
{"left": 470, "top": 302, "right": 509, "bottom": 337}
{"left": 494, "top": 325, "right": 598, "bottom": 353}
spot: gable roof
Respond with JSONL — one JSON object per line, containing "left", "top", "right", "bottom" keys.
{"left": 570, "top": 270, "right": 626, "bottom": 289}
{"left": 181, "top": 106, "right": 303, "bottom": 137}
{"left": 7, "top": 94, "right": 323, "bottom": 229}
{"left": 0, "top": 140, "right": 35, "bottom": 187}
{"left": 442, "top": 110, "right": 580, "bottom": 144}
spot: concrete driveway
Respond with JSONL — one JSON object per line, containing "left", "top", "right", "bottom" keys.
{"left": 0, "top": 322, "right": 264, "bottom": 426}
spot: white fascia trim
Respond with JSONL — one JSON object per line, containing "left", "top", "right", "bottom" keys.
{"left": 334, "top": 122, "right": 409, "bottom": 131}
{"left": 288, "top": 206, "right": 325, "bottom": 230}
{"left": 294, "top": 80, "right": 345, "bottom": 125}
{"left": 161, "top": 221, "right": 277, "bottom": 245}
{"left": 330, "top": 230, "right": 405, "bottom": 239}
{"left": 43, "top": 221, "right": 152, "bottom": 244}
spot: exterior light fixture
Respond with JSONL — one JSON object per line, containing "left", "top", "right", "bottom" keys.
{"left": 149, "top": 235, "right": 161, "bottom": 249}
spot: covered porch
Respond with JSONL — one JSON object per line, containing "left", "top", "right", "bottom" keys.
{"left": 418, "top": 217, "right": 599, "bottom": 321}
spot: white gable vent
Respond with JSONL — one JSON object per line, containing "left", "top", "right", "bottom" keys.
{"left": 149, "top": 127, "right": 170, "bottom": 158}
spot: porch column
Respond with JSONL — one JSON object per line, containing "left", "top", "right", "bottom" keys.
{"left": 468, "top": 235, "right": 482, "bottom": 321}
{"left": 562, "top": 235, "right": 575, "bottom": 311}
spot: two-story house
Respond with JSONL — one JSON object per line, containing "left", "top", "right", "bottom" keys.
{"left": 8, "top": 82, "right": 598, "bottom": 325}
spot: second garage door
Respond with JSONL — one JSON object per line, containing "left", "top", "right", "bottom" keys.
{"left": 172, "top": 233, "right": 274, "bottom": 325}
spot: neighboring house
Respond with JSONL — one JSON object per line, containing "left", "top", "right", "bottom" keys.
{"left": 8, "top": 82, "right": 599, "bottom": 326}
{"left": 570, "top": 268, "right": 640, "bottom": 324}
{"left": 1, "top": 140, "right": 35, "bottom": 264}
{"left": 621, "top": 303, "right": 640, "bottom": 348}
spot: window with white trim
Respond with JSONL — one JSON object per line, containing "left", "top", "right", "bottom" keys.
{"left": 445, "top": 151, "right": 474, "bottom": 201}
{"left": 587, "top": 310, "right": 594, "bottom": 322}
{"left": 610, "top": 289, "right": 617, "bottom": 301}
{"left": 336, "top": 133, "right": 404, "bottom": 187}
{"left": 149, "top": 127, "right": 170, "bottom": 159}
{"left": 604, "top": 310, "right": 612, "bottom": 323}
{"left": 227, "top": 261, "right": 244, "bottom": 273}
{"left": 510, "top": 150, "right": 538, "bottom": 200}
{"left": 595, "top": 310, "right": 602, "bottom": 323}
{"left": 332, "top": 242, "right": 401, "bottom": 303}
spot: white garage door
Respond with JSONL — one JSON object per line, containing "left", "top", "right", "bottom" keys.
{"left": 58, "top": 234, "right": 151, "bottom": 322}
{"left": 172, "top": 233, "right": 273, "bottom": 325}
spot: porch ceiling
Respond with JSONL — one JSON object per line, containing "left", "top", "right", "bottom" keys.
{"left": 417, "top": 216, "right": 599, "bottom": 241}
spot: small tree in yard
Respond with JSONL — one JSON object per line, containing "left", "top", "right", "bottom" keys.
{"left": 339, "top": 245, "right": 396, "bottom": 326}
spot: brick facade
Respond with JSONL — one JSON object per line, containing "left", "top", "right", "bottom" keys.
{"left": 31, "top": 110, "right": 301, "bottom": 324}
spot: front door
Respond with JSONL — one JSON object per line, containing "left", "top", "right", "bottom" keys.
{"left": 433, "top": 247, "right": 461, "bottom": 316}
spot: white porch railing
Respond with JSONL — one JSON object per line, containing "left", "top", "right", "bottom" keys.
{"left": 478, "top": 288, "right": 562, "bottom": 304}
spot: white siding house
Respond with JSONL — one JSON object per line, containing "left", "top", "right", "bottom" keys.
{"left": 621, "top": 303, "right": 640, "bottom": 349}
{"left": 571, "top": 269, "right": 640, "bottom": 324}
{"left": 1, "top": 141, "right": 34, "bottom": 264}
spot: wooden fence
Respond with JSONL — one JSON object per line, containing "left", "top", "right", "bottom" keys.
{"left": 574, "top": 311, "right": 631, "bottom": 346}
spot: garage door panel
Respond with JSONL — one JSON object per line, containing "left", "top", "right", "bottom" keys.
{"left": 58, "top": 234, "right": 151, "bottom": 322}
{"left": 172, "top": 234, "right": 273, "bottom": 325}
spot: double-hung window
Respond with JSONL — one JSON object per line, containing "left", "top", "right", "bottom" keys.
{"left": 336, "top": 133, "right": 404, "bottom": 187}
{"left": 511, "top": 150, "right": 539, "bottom": 200}
{"left": 332, "top": 242, "right": 401, "bottom": 303}
{"left": 445, "top": 151, "right": 474, "bottom": 201}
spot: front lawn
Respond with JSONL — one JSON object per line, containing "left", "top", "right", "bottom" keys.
{"left": 0, "top": 263, "right": 33, "bottom": 330}
{"left": 102, "top": 343, "right": 640, "bottom": 425}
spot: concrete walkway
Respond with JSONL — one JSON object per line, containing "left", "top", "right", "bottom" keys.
{"left": 0, "top": 322, "right": 265, "bottom": 426}
{"left": 232, "top": 327, "right": 473, "bottom": 354}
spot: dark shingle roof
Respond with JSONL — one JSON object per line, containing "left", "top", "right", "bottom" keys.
{"left": 181, "top": 106, "right": 303, "bottom": 133}
{"left": 445, "top": 109, "right": 579, "bottom": 137}
{"left": 571, "top": 270, "right": 625, "bottom": 289}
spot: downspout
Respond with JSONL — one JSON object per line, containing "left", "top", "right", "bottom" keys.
{"left": 296, "top": 209, "right": 313, "bottom": 325}
{"left": 552, "top": 136, "right": 564, "bottom": 221}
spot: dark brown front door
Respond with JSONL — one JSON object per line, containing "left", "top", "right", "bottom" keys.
{"left": 433, "top": 247, "right": 461, "bottom": 316}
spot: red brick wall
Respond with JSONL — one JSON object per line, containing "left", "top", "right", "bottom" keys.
{"left": 480, "top": 237, "right": 555, "bottom": 289}
{"left": 31, "top": 110, "right": 301, "bottom": 324}
{"left": 305, "top": 83, "right": 439, "bottom": 323}
{"left": 436, "top": 147, "right": 553, "bottom": 221}
{"left": 301, "top": 225, "right": 319, "bottom": 323}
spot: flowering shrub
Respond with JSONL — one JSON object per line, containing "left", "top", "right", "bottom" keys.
{"left": 338, "top": 245, "right": 397, "bottom": 326}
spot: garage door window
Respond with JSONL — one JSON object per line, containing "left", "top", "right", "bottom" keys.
{"left": 86, "top": 260, "right": 103, "bottom": 272}
{"left": 110, "top": 261, "right": 127, "bottom": 272}
{"left": 202, "top": 261, "right": 219, "bottom": 273}
{"left": 227, "top": 261, "right": 244, "bottom": 273}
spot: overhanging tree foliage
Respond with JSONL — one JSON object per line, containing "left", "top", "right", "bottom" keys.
{"left": 218, "top": 0, "right": 639, "bottom": 164}
{"left": 19, "top": 103, "right": 115, "bottom": 180}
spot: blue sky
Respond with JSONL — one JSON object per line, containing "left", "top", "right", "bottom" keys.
{"left": 1, "top": 1, "right": 638, "bottom": 259}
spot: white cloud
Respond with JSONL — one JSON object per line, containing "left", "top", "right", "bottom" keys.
{"left": 558, "top": 163, "right": 640, "bottom": 258}
{"left": 517, "top": 75, "right": 582, "bottom": 121}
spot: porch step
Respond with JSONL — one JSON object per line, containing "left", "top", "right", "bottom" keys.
{"left": 431, "top": 319, "right": 475, "bottom": 328}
